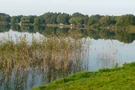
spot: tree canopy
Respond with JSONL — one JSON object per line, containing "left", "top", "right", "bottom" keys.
{"left": 0, "top": 12, "right": 135, "bottom": 29}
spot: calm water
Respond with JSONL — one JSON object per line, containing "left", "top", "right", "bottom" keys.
{"left": 0, "top": 27, "right": 135, "bottom": 90}
{"left": 88, "top": 39, "right": 135, "bottom": 71}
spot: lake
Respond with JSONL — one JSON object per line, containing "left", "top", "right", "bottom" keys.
{"left": 0, "top": 27, "right": 135, "bottom": 90}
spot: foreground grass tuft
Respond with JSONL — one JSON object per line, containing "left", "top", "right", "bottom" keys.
{"left": 33, "top": 62, "right": 135, "bottom": 90}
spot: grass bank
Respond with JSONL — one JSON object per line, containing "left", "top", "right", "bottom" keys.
{"left": 33, "top": 62, "right": 135, "bottom": 90}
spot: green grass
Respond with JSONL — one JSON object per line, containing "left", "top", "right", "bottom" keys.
{"left": 32, "top": 62, "right": 135, "bottom": 90}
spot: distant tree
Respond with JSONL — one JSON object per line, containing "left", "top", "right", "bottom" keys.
{"left": 72, "top": 12, "right": 84, "bottom": 17}
{"left": 116, "top": 14, "right": 135, "bottom": 26}
{"left": 21, "top": 15, "right": 36, "bottom": 24}
{"left": 41, "top": 12, "right": 57, "bottom": 24}
{"left": 69, "top": 12, "right": 87, "bottom": 27}
{"left": 49, "top": 13, "right": 58, "bottom": 24}
{"left": 0, "top": 13, "right": 10, "bottom": 22}
{"left": 56, "top": 13, "right": 70, "bottom": 24}
{"left": 34, "top": 17, "right": 45, "bottom": 26}
{"left": 83, "top": 15, "right": 89, "bottom": 25}
{"left": 100, "top": 16, "right": 116, "bottom": 26}
{"left": 34, "top": 17, "right": 40, "bottom": 26}
{"left": 11, "top": 15, "right": 22, "bottom": 24}
{"left": 88, "top": 14, "right": 102, "bottom": 26}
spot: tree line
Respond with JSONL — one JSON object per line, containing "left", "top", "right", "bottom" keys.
{"left": 1, "top": 12, "right": 135, "bottom": 28}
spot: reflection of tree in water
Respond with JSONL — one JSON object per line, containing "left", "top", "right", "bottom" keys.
{"left": 0, "top": 23, "right": 10, "bottom": 32}
{"left": 0, "top": 37, "right": 89, "bottom": 90}
{"left": 86, "top": 29, "right": 135, "bottom": 43}
{"left": 97, "top": 50, "right": 118, "bottom": 68}
{"left": 5, "top": 24, "right": 135, "bottom": 43}
{"left": 115, "top": 30, "right": 135, "bottom": 43}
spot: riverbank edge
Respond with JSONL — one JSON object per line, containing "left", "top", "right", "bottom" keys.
{"left": 32, "top": 62, "right": 135, "bottom": 90}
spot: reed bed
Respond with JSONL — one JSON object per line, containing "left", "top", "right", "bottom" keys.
{"left": 0, "top": 36, "right": 90, "bottom": 90}
{"left": 0, "top": 36, "right": 89, "bottom": 70}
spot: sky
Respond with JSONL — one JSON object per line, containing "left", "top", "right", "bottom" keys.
{"left": 0, "top": 0, "right": 135, "bottom": 16}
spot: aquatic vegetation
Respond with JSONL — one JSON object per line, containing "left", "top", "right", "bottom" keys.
{"left": 0, "top": 36, "right": 89, "bottom": 90}
{"left": 0, "top": 37, "right": 80, "bottom": 68}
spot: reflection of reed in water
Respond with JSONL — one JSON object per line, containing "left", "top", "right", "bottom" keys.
{"left": 97, "top": 49, "right": 118, "bottom": 68}
{"left": 0, "top": 36, "right": 89, "bottom": 90}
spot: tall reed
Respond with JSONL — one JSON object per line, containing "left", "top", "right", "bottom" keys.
{"left": 0, "top": 35, "right": 89, "bottom": 72}
{"left": 0, "top": 36, "right": 89, "bottom": 89}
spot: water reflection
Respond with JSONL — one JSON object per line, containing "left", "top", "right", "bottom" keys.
{"left": 0, "top": 23, "right": 10, "bottom": 32}
{"left": 0, "top": 59, "right": 87, "bottom": 90}
{"left": 2, "top": 24, "right": 135, "bottom": 43}
{"left": 0, "top": 30, "right": 44, "bottom": 43}
{"left": 1, "top": 25, "right": 135, "bottom": 89}
{"left": 87, "top": 39, "right": 135, "bottom": 71}
{"left": 97, "top": 50, "right": 117, "bottom": 68}
{"left": 0, "top": 35, "right": 89, "bottom": 90}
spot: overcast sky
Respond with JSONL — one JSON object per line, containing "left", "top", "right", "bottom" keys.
{"left": 0, "top": 0, "right": 135, "bottom": 16}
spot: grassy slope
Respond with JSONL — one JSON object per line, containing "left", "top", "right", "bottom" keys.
{"left": 33, "top": 62, "right": 135, "bottom": 90}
